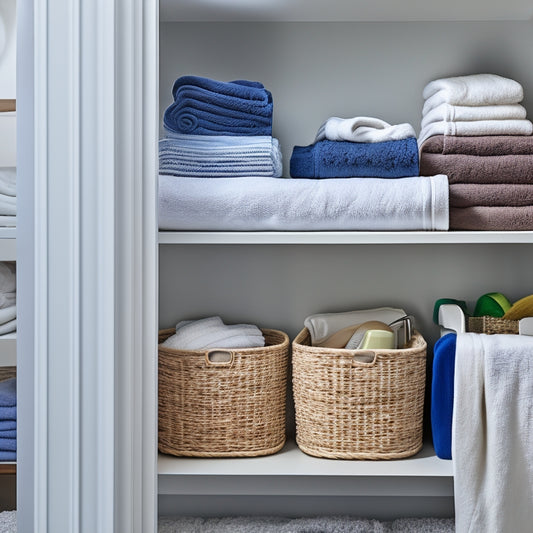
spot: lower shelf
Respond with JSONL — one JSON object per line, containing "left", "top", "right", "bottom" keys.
{"left": 158, "top": 440, "right": 453, "bottom": 497}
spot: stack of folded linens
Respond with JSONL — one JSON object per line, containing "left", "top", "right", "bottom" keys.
{"left": 0, "top": 378, "right": 16, "bottom": 461}
{"left": 0, "top": 169, "right": 15, "bottom": 227}
{"left": 160, "top": 76, "right": 282, "bottom": 178}
{"left": 418, "top": 74, "right": 533, "bottom": 230}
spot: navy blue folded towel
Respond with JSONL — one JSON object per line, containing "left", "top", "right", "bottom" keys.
{"left": 164, "top": 75, "right": 273, "bottom": 136}
{"left": 431, "top": 333, "right": 456, "bottom": 460}
{"left": 290, "top": 138, "right": 419, "bottom": 178}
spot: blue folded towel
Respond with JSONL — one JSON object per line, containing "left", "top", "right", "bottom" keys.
{"left": 164, "top": 76, "right": 273, "bottom": 136}
{"left": 0, "top": 429, "right": 15, "bottom": 439}
{"left": 0, "top": 420, "right": 16, "bottom": 431}
{"left": 0, "top": 437, "right": 15, "bottom": 451}
{"left": 290, "top": 138, "right": 419, "bottom": 178}
{"left": 0, "top": 451, "right": 15, "bottom": 461}
{"left": 0, "top": 378, "right": 15, "bottom": 408}
{"left": 431, "top": 333, "right": 456, "bottom": 460}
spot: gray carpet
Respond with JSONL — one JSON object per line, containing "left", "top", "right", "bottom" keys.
{"left": 0, "top": 511, "right": 15, "bottom": 533}
{"left": 159, "top": 516, "right": 455, "bottom": 533}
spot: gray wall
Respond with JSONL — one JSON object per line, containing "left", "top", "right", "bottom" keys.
{"left": 160, "top": 21, "right": 533, "bottom": 175}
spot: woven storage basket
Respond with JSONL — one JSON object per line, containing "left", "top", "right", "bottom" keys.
{"left": 467, "top": 316, "right": 519, "bottom": 335}
{"left": 158, "top": 328, "right": 289, "bottom": 457}
{"left": 292, "top": 328, "right": 427, "bottom": 460}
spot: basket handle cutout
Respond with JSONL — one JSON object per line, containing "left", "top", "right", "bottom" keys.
{"left": 205, "top": 350, "right": 234, "bottom": 367}
{"left": 351, "top": 351, "right": 378, "bottom": 366}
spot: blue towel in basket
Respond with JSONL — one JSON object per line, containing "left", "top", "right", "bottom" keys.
{"left": 431, "top": 333, "right": 456, "bottom": 460}
{"left": 164, "top": 76, "right": 273, "bottom": 136}
{"left": 290, "top": 138, "right": 419, "bottom": 178}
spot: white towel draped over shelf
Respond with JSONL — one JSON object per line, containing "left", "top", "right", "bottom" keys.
{"left": 453, "top": 333, "right": 533, "bottom": 533}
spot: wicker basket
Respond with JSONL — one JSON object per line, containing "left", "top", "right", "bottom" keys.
{"left": 467, "top": 316, "right": 519, "bottom": 335}
{"left": 158, "top": 328, "right": 289, "bottom": 457}
{"left": 292, "top": 329, "right": 427, "bottom": 460}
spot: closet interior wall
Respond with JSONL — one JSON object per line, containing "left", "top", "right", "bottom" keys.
{"left": 158, "top": 19, "right": 533, "bottom": 519}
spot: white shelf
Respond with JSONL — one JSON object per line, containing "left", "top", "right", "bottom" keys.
{"left": 159, "top": 231, "right": 533, "bottom": 245}
{"left": 160, "top": 0, "right": 533, "bottom": 22}
{"left": 158, "top": 440, "right": 453, "bottom": 497}
{"left": 0, "top": 334, "right": 16, "bottom": 367}
{"left": 0, "top": 231, "right": 16, "bottom": 261}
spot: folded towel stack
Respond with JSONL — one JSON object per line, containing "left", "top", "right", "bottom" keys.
{"left": 419, "top": 74, "right": 533, "bottom": 230}
{"left": 161, "top": 316, "right": 265, "bottom": 350}
{"left": 0, "top": 263, "right": 15, "bottom": 337}
{"left": 291, "top": 116, "right": 419, "bottom": 179}
{"left": 0, "top": 378, "right": 16, "bottom": 461}
{"left": 159, "top": 133, "right": 282, "bottom": 178}
{"left": 160, "top": 76, "right": 281, "bottom": 178}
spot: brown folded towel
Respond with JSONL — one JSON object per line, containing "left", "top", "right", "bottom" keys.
{"left": 450, "top": 206, "right": 533, "bottom": 230}
{"left": 420, "top": 152, "right": 533, "bottom": 184}
{"left": 450, "top": 184, "right": 533, "bottom": 207}
{"left": 421, "top": 135, "right": 533, "bottom": 156}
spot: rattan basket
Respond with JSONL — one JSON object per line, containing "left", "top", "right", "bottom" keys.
{"left": 467, "top": 316, "right": 519, "bottom": 335}
{"left": 292, "top": 329, "right": 427, "bottom": 460}
{"left": 158, "top": 327, "right": 289, "bottom": 458}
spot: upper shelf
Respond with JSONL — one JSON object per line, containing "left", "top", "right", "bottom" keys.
{"left": 160, "top": 0, "right": 533, "bottom": 22}
{"left": 159, "top": 231, "right": 533, "bottom": 245}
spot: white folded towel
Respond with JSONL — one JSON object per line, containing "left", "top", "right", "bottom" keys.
{"left": 453, "top": 333, "right": 533, "bottom": 533}
{"left": 0, "top": 306, "right": 16, "bottom": 326}
{"left": 304, "top": 307, "right": 407, "bottom": 346}
{"left": 315, "top": 116, "right": 416, "bottom": 143}
{"left": 0, "top": 263, "right": 15, "bottom": 294}
{"left": 0, "top": 216, "right": 15, "bottom": 227}
{"left": 0, "top": 318, "right": 16, "bottom": 336}
{"left": 159, "top": 174, "right": 449, "bottom": 232}
{"left": 418, "top": 119, "right": 533, "bottom": 147}
{"left": 422, "top": 74, "right": 524, "bottom": 115}
{"left": 161, "top": 316, "right": 265, "bottom": 350}
{"left": 0, "top": 194, "right": 16, "bottom": 216}
{"left": 0, "top": 292, "right": 15, "bottom": 310}
{"left": 0, "top": 168, "right": 16, "bottom": 197}
{"left": 421, "top": 103, "right": 527, "bottom": 130}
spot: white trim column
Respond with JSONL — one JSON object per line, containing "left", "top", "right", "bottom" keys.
{"left": 17, "top": 0, "right": 158, "bottom": 531}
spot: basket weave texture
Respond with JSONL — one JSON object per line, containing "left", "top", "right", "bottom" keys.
{"left": 292, "top": 328, "right": 427, "bottom": 460}
{"left": 158, "top": 328, "right": 289, "bottom": 457}
{"left": 467, "top": 316, "right": 519, "bottom": 335}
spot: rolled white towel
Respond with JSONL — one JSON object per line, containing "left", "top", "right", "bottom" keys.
{"left": 421, "top": 103, "right": 527, "bottom": 130}
{"left": 422, "top": 74, "right": 524, "bottom": 115}
{"left": 315, "top": 116, "right": 416, "bottom": 143}
{"left": 162, "top": 316, "right": 265, "bottom": 350}
{"left": 418, "top": 119, "right": 533, "bottom": 148}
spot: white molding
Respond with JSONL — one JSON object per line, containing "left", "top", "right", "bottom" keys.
{"left": 19, "top": 1, "right": 158, "bottom": 532}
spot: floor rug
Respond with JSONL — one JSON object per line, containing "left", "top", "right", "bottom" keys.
{"left": 159, "top": 516, "right": 454, "bottom": 533}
